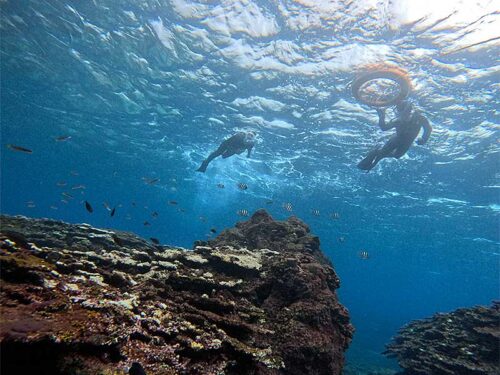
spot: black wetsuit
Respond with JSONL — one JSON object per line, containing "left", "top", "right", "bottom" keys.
{"left": 358, "top": 108, "right": 432, "bottom": 171}
{"left": 197, "top": 132, "right": 255, "bottom": 172}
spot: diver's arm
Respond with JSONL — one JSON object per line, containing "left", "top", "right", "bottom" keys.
{"left": 416, "top": 117, "right": 432, "bottom": 145}
{"left": 246, "top": 145, "right": 253, "bottom": 158}
{"left": 377, "top": 109, "right": 397, "bottom": 131}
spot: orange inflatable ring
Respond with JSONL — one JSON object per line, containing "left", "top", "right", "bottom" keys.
{"left": 352, "top": 65, "right": 412, "bottom": 107}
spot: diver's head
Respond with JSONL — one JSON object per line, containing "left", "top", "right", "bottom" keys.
{"left": 395, "top": 100, "right": 413, "bottom": 119}
{"left": 244, "top": 131, "right": 256, "bottom": 144}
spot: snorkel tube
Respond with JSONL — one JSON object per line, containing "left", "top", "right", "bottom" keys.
{"left": 351, "top": 64, "right": 412, "bottom": 108}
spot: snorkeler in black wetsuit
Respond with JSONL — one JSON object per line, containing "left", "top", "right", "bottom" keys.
{"left": 357, "top": 100, "right": 432, "bottom": 171}
{"left": 197, "top": 131, "right": 256, "bottom": 172}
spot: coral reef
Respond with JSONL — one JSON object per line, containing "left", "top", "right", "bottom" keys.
{"left": 0, "top": 210, "right": 353, "bottom": 374}
{"left": 384, "top": 302, "right": 500, "bottom": 375}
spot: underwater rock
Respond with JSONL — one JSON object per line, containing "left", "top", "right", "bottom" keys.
{"left": 384, "top": 302, "right": 500, "bottom": 375}
{"left": 0, "top": 212, "right": 353, "bottom": 375}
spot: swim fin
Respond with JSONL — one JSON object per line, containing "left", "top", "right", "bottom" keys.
{"left": 197, "top": 160, "right": 208, "bottom": 173}
{"left": 357, "top": 149, "right": 379, "bottom": 171}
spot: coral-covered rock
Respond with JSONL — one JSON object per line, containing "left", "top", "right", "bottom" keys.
{"left": 384, "top": 302, "right": 500, "bottom": 375}
{"left": 0, "top": 211, "right": 353, "bottom": 374}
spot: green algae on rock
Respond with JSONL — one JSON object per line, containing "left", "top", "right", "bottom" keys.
{"left": 0, "top": 211, "right": 353, "bottom": 374}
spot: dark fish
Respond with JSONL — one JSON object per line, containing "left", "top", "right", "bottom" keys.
{"left": 168, "top": 200, "right": 178, "bottom": 205}
{"left": 55, "top": 135, "right": 71, "bottom": 141}
{"left": 72, "top": 184, "right": 86, "bottom": 190}
{"left": 338, "top": 236, "right": 346, "bottom": 243}
{"left": 311, "top": 209, "right": 320, "bottom": 217}
{"left": 110, "top": 207, "right": 116, "bottom": 217}
{"left": 178, "top": 208, "right": 186, "bottom": 213}
{"left": 129, "top": 362, "right": 147, "bottom": 375}
{"left": 144, "top": 221, "right": 151, "bottom": 226}
{"left": 131, "top": 202, "right": 136, "bottom": 207}
{"left": 237, "top": 182, "right": 248, "bottom": 190}
{"left": 265, "top": 200, "right": 273, "bottom": 205}
{"left": 84, "top": 201, "right": 93, "bottom": 213}
{"left": 237, "top": 209, "right": 249, "bottom": 217}
{"left": 358, "top": 250, "right": 369, "bottom": 260}
{"left": 7, "top": 144, "right": 32, "bottom": 153}
{"left": 216, "top": 183, "right": 225, "bottom": 189}
{"left": 210, "top": 228, "right": 217, "bottom": 233}
{"left": 151, "top": 211, "right": 159, "bottom": 218}
{"left": 143, "top": 177, "right": 159, "bottom": 185}
{"left": 330, "top": 212, "right": 340, "bottom": 220}
{"left": 150, "top": 237, "right": 160, "bottom": 245}
{"left": 282, "top": 202, "right": 293, "bottom": 212}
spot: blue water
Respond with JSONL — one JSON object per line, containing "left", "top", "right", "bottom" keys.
{"left": 1, "top": 0, "right": 499, "bottom": 371}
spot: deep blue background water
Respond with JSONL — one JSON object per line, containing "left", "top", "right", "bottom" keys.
{"left": 1, "top": 0, "right": 499, "bottom": 371}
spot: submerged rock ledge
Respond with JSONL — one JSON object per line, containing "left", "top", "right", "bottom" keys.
{"left": 0, "top": 211, "right": 353, "bottom": 375}
{"left": 385, "top": 302, "right": 500, "bottom": 375}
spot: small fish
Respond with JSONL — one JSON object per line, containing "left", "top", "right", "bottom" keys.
{"left": 311, "top": 209, "right": 320, "bottom": 217}
{"left": 61, "top": 199, "right": 69, "bottom": 204}
{"left": 237, "top": 182, "right": 248, "bottom": 190}
{"left": 199, "top": 216, "right": 207, "bottom": 223}
{"left": 168, "top": 200, "right": 178, "bottom": 205}
{"left": 131, "top": 202, "right": 136, "bottom": 207}
{"left": 151, "top": 211, "right": 159, "bottom": 218}
{"left": 72, "top": 184, "right": 86, "bottom": 190}
{"left": 150, "top": 237, "right": 160, "bottom": 245}
{"left": 143, "top": 177, "right": 159, "bottom": 185}
{"left": 103, "top": 202, "right": 111, "bottom": 211}
{"left": 50, "top": 205, "right": 58, "bottom": 210}
{"left": 84, "top": 201, "right": 93, "bottom": 213}
{"left": 110, "top": 207, "right": 116, "bottom": 217}
{"left": 282, "top": 202, "right": 293, "bottom": 212}
{"left": 55, "top": 135, "right": 71, "bottom": 141}
{"left": 358, "top": 250, "right": 369, "bottom": 260}
{"left": 178, "top": 208, "right": 186, "bottom": 213}
{"left": 56, "top": 181, "right": 67, "bottom": 187}
{"left": 70, "top": 170, "right": 79, "bottom": 176}
{"left": 338, "top": 236, "right": 346, "bottom": 243}
{"left": 265, "top": 200, "right": 273, "bottom": 205}
{"left": 237, "top": 209, "right": 249, "bottom": 217}
{"left": 216, "top": 183, "right": 225, "bottom": 189}
{"left": 26, "top": 201, "right": 36, "bottom": 208}
{"left": 330, "top": 212, "right": 340, "bottom": 220}
{"left": 62, "top": 192, "right": 73, "bottom": 199}
{"left": 125, "top": 214, "right": 132, "bottom": 220}
{"left": 210, "top": 228, "right": 217, "bottom": 234}
{"left": 7, "top": 144, "right": 32, "bottom": 153}
{"left": 144, "top": 221, "right": 151, "bottom": 226}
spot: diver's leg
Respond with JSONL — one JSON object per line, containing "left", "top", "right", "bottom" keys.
{"left": 357, "top": 148, "right": 381, "bottom": 170}
{"left": 197, "top": 148, "right": 223, "bottom": 172}
{"left": 359, "top": 136, "right": 400, "bottom": 170}
{"left": 392, "top": 137, "right": 414, "bottom": 159}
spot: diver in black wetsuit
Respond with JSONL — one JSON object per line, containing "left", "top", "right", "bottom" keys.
{"left": 357, "top": 100, "right": 432, "bottom": 171}
{"left": 197, "top": 131, "right": 256, "bottom": 172}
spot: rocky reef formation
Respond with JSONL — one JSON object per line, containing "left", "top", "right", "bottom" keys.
{"left": 0, "top": 210, "right": 353, "bottom": 374}
{"left": 384, "top": 302, "right": 500, "bottom": 375}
